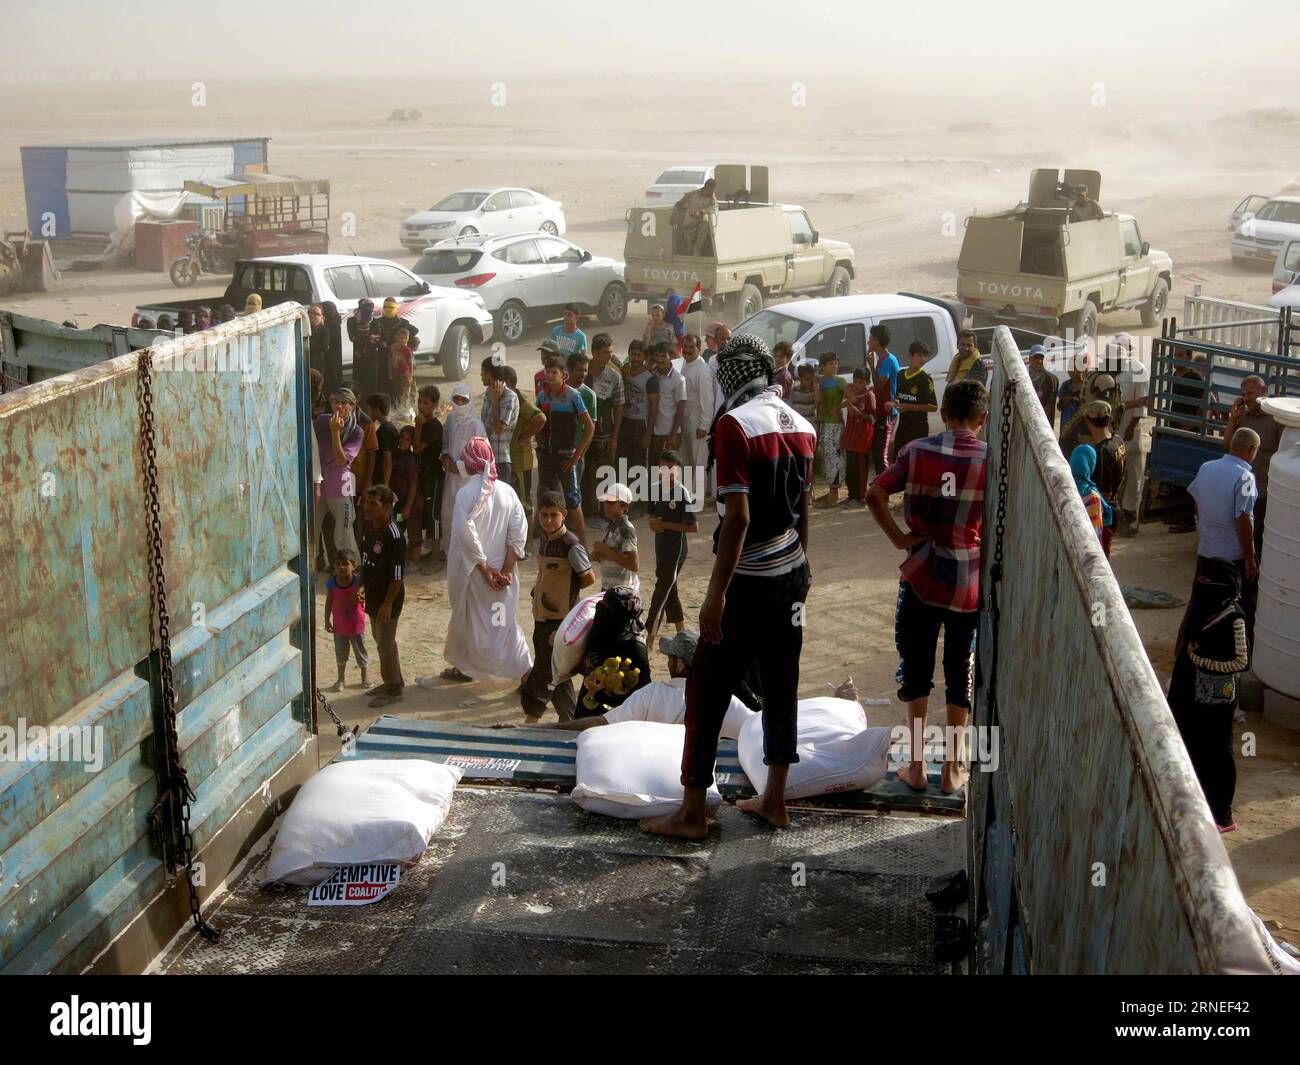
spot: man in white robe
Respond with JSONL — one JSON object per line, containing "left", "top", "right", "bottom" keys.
{"left": 439, "top": 437, "right": 533, "bottom": 683}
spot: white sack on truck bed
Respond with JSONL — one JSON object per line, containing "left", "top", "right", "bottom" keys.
{"left": 266, "top": 759, "right": 463, "bottom": 886}
{"left": 739, "top": 697, "right": 892, "bottom": 800}
{"left": 571, "top": 720, "right": 721, "bottom": 819}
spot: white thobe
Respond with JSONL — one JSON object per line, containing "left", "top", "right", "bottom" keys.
{"left": 439, "top": 410, "right": 486, "bottom": 551}
{"left": 443, "top": 476, "right": 533, "bottom": 680}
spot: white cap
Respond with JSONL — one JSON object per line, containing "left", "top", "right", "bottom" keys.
{"left": 599, "top": 483, "right": 634, "bottom": 504}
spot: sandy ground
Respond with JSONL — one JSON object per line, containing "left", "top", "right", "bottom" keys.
{"left": 1, "top": 76, "right": 1296, "bottom": 947}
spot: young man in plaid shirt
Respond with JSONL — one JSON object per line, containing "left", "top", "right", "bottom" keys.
{"left": 866, "top": 380, "right": 988, "bottom": 795}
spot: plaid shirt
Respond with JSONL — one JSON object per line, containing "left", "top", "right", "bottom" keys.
{"left": 481, "top": 386, "right": 519, "bottom": 466}
{"left": 873, "top": 429, "right": 987, "bottom": 612}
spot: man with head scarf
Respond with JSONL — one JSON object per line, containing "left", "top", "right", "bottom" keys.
{"left": 435, "top": 438, "right": 533, "bottom": 684}
{"left": 347, "top": 298, "right": 380, "bottom": 397}
{"left": 439, "top": 384, "right": 487, "bottom": 557}
{"left": 243, "top": 293, "right": 263, "bottom": 315}
{"left": 371, "top": 296, "right": 421, "bottom": 403}
{"left": 641, "top": 333, "right": 816, "bottom": 840}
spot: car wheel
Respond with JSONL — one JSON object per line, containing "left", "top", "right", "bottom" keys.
{"left": 1231, "top": 254, "right": 1248, "bottom": 268}
{"left": 495, "top": 301, "right": 527, "bottom": 346}
{"left": 540, "top": 221, "right": 559, "bottom": 236}
{"left": 736, "top": 283, "right": 763, "bottom": 322}
{"left": 1141, "top": 278, "right": 1169, "bottom": 328}
{"left": 1072, "top": 300, "right": 1098, "bottom": 344}
{"left": 824, "top": 266, "right": 851, "bottom": 299}
{"left": 441, "top": 324, "right": 472, "bottom": 380}
{"left": 459, "top": 226, "right": 479, "bottom": 238}
{"left": 598, "top": 283, "right": 628, "bottom": 325}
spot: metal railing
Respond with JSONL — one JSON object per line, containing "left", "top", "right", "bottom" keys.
{"left": 1180, "top": 293, "right": 1281, "bottom": 355}
{"left": 971, "top": 325, "right": 1272, "bottom": 973}
{"left": 1145, "top": 316, "right": 1300, "bottom": 485}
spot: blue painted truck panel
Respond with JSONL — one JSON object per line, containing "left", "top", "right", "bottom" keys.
{"left": 0, "top": 307, "right": 315, "bottom": 973}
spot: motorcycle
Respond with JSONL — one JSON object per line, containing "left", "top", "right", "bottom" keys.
{"left": 169, "top": 231, "right": 235, "bottom": 288}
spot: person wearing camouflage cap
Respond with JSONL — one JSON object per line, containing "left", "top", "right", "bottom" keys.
{"left": 1078, "top": 397, "right": 1126, "bottom": 557}
{"left": 1060, "top": 369, "right": 1124, "bottom": 458}
{"left": 641, "top": 332, "right": 818, "bottom": 840}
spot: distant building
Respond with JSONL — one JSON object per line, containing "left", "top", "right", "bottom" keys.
{"left": 20, "top": 136, "right": 269, "bottom": 238}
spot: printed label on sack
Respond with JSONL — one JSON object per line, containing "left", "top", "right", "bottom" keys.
{"left": 445, "top": 754, "right": 522, "bottom": 775}
{"left": 307, "top": 863, "right": 401, "bottom": 906}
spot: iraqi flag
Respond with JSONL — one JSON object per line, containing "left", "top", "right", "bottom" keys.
{"left": 681, "top": 282, "right": 702, "bottom": 314}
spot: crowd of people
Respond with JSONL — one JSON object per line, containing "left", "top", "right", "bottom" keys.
{"left": 302, "top": 295, "right": 1279, "bottom": 842}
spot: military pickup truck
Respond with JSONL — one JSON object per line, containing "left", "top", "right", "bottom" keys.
{"left": 623, "top": 164, "right": 855, "bottom": 320}
{"left": 957, "top": 169, "right": 1172, "bottom": 342}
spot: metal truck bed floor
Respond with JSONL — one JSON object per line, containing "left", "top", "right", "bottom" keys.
{"left": 155, "top": 789, "right": 966, "bottom": 975}
{"left": 354, "top": 717, "right": 965, "bottom": 816}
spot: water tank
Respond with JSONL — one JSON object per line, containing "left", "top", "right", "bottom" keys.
{"left": 1254, "top": 397, "right": 1300, "bottom": 698}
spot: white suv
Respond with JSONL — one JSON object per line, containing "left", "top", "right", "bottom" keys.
{"left": 412, "top": 233, "right": 628, "bottom": 345}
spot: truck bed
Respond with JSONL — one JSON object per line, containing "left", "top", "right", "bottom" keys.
{"left": 154, "top": 788, "right": 965, "bottom": 975}
{"left": 153, "top": 719, "right": 967, "bottom": 975}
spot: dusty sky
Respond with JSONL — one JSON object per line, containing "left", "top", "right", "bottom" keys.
{"left": 1, "top": 0, "right": 1296, "bottom": 100}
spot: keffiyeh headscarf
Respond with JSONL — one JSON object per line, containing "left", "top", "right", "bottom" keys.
{"left": 459, "top": 437, "right": 497, "bottom": 520}
{"left": 707, "top": 332, "right": 776, "bottom": 470}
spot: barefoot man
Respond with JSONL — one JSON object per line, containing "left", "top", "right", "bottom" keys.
{"left": 641, "top": 333, "right": 816, "bottom": 839}
{"left": 865, "top": 380, "right": 989, "bottom": 794}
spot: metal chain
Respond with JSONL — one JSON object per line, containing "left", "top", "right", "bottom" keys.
{"left": 985, "top": 377, "right": 1015, "bottom": 728}
{"left": 137, "top": 351, "right": 220, "bottom": 943}
{"left": 315, "top": 687, "right": 358, "bottom": 746}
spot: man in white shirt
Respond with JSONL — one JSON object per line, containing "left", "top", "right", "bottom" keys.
{"left": 649, "top": 342, "right": 687, "bottom": 463}
{"left": 678, "top": 332, "right": 716, "bottom": 491}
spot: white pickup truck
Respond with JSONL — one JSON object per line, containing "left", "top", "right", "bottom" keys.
{"left": 737, "top": 293, "right": 964, "bottom": 409}
{"left": 136, "top": 253, "right": 495, "bottom": 380}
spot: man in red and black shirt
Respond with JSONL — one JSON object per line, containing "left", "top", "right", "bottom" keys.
{"left": 641, "top": 333, "right": 816, "bottom": 839}
{"left": 866, "top": 380, "right": 988, "bottom": 795}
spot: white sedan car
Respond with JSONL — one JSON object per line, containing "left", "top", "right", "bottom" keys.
{"left": 1230, "top": 194, "right": 1300, "bottom": 267}
{"left": 644, "top": 166, "right": 713, "bottom": 206}
{"left": 412, "top": 232, "right": 628, "bottom": 345}
{"left": 400, "top": 188, "right": 565, "bottom": 250}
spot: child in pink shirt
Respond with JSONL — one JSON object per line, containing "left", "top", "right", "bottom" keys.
{"left": 324, "top": 550, "right": 368, "bottom": 690}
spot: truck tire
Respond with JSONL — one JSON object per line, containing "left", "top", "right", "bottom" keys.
{"left": 736, "top": 283, "right": 763, "bottom": 322}
{"left": 1072, "top": 300, "right": 1098, "bottom": 344}
{"left": 440, "top": 324, "right": 472, "bottom": 380}
{"left": 598, "top": 282, "right": 628, "bottom": 325}
{"left": 1141, "top": 278, "right": 1169, "bottom": 328}
{"left": 824, "top": 266, "right": 851, "bottom": 299}
{"left": 495, "top": 300, "right": 527, "bottom": 345}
